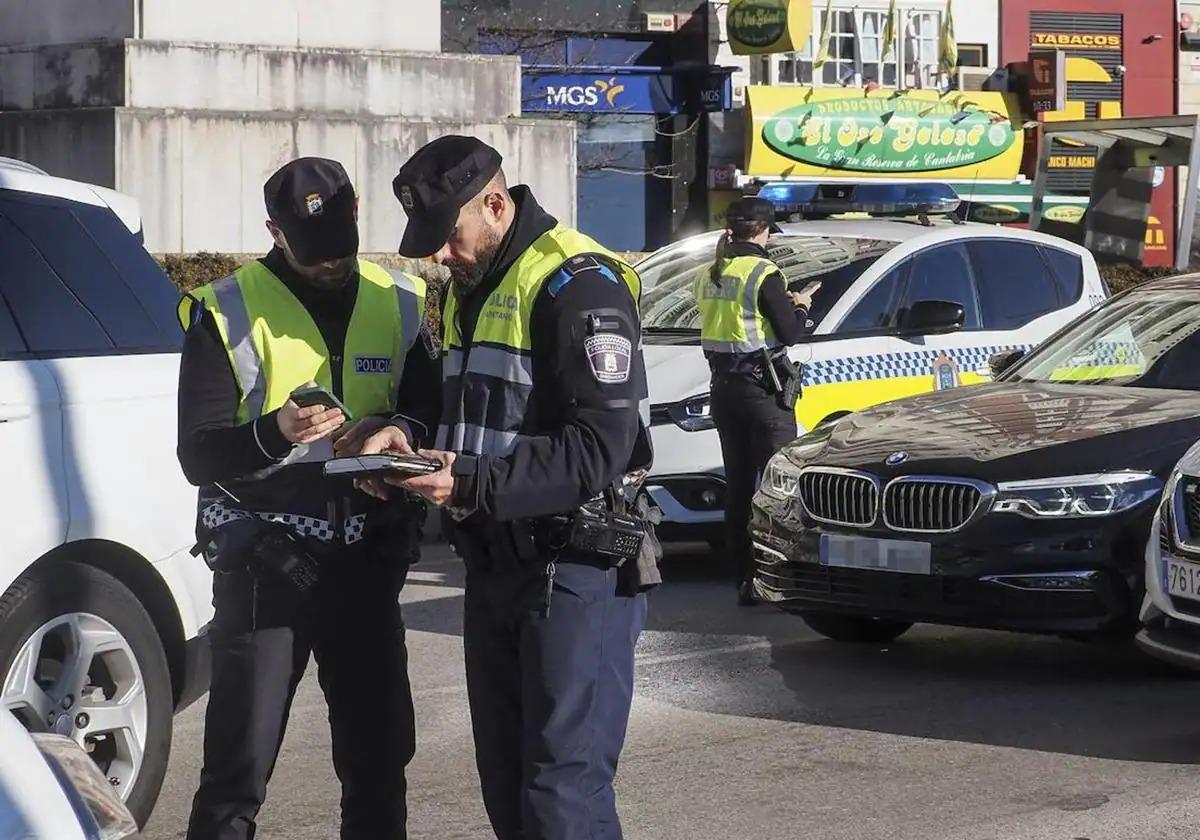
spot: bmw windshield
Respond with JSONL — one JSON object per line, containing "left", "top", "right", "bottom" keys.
{"left": 1007, "top": 287, "right": 1200, "bottom": 389}
{"left": 637, "top": 233, "right": 897, "bottom": 337}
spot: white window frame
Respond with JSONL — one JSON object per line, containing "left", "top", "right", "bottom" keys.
{"left": 766, "top": 5, "right": 943, "bottom": 90}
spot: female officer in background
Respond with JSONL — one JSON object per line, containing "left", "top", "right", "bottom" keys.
{"left": 693, "top": 197, "right": 819, "bottom": 605}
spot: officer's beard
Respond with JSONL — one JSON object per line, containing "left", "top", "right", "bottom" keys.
{"left": 445, "top": 224, "right": 504, "bottom": 295}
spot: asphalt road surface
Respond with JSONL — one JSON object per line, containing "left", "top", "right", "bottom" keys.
{"left": 143, "top": 544, "right": 1200, "bottom": 840}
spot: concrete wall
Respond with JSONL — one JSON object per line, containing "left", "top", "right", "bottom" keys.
{"left": 114, "top": 109, "right": 573, "bottom": 253}
{"left": 0, "top": 108, "right": 116, "bottom": 187}
{"left": 0, "top": 108, "right": 576, "bottom": 252}
{"left": 0, "top": 41, "right": 521, "bottom": 120}
{"left": 1, "top": 0, "right": 440, "bottom": 51}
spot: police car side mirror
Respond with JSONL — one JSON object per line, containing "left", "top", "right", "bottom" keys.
{"left": 989, "top": 349, "right": 1026, "bottom": 379}
{"left": 898, "top": 300, "right": 964, "bottom": 336}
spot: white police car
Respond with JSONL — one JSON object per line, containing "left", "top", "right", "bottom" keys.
{"left": 1137, "top": 438, "right": 1200, "bottom": 670}
{"left": 641, "top": 184, "right": 1107, "bottom": 546}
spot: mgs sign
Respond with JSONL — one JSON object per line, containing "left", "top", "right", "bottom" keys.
{"left": 545, "top": 78, "right": 626, "bottom": 109}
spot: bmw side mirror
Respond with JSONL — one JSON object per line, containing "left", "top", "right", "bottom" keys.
{"left": 989, "top": 349, "right": 1026, "bottom": 379}
{"left": 898, "top": 300, "right": 964, "bottom": 336}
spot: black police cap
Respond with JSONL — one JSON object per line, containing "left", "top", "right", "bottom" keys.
{"left": 726, "top": 196, "right": 776, "bottom": 225}
{"left": 392, "top": 136, "right": 504, "bottom": 258}
{"left": 264, "top": 157, "right": 358, "bottom": 266}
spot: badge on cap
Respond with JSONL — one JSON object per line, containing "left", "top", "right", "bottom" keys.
{"left": 399, "top": 185, "right": 415, "bottom": 211}
{"left": 584, "top": 334, "right": 632, "bottom": 385}
{"left": 304, "top": 192, "right": 324, "bottom": 217}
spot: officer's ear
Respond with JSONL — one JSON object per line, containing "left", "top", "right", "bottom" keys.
{"left": 480, "top": 188, "right": 506, "bottom": 225}
{"left": 265, "top": 220, "right": 287, "bottom": 250}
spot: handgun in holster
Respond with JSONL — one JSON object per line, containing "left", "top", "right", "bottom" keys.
{"left": 250, "top": 526, "right": 321, "bottom": 593}
{"left": 759, "top": 348, "right": 803, "bottom": 412}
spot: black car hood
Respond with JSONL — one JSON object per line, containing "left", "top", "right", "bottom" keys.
{"left": 796, "top": 382, "right": 1200, "bottom": 483}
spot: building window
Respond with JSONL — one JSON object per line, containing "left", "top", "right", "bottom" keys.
{"left": 905, "top": 11, "right": 941, "bottom": 88}
{"left": 859, "top": 11, "right": 899, "bottom": 86}
{"left": 760, "top": 6, "right": 944, "bottom": 90}
{"left": 956, "top": 43, "right": 988, "bottom": 68}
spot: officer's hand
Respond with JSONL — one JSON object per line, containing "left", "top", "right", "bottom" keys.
{"left": 333, "top": 416, "right": 391, "bottom": 457}
{"left": 352, "top": 425, "right": 415, "bottom": 500}
{"left": 789, "top": 281, "right": 821, "bottom": 309}
{"left": 277, "top": 385, "right": 345, "bottom": 445}
{"left": 397, "top": 449, "right": 456, "bottom": 507}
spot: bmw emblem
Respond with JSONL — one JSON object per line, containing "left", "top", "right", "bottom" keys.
{"left": 886, "top": 451, "right": 909, "bottom": 466}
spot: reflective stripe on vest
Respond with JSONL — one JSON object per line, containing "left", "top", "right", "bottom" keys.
{"left": 693, "top": 255, "right": 781, "bottom": 355}
{"left": 178, "top": 259, "right": 425, "bottom": 481}
{"left": 435, "top": 225, "right": 640, "bottom": 456}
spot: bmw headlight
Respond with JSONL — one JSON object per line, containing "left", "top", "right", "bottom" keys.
{"left": 669, "top": 393, "right": 715, "bottom": 432}
{"left": 761, "top": 452, "right": 803, "bottom": 501}
{"left": 993, "top": 471, "right": 1162, "bottom": 519}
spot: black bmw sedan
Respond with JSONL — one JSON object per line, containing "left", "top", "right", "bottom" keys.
{"left": 750, "top": 276, "right": 1200, "bottom": 643}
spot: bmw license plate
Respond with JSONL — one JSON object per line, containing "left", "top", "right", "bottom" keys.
{"left": 1166, "top": 558, "right": 1200, "bottom": 603}
{"left": 819, "top": 534, "right": 932, "bottom": 575}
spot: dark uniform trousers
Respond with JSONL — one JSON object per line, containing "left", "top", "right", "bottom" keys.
{"left": 710, "top": 372, "right": 798, "bottom": 586}
{"left": 458, "top": 534, "right": 647, "bottom": 840}
{"left": 186, "top": 550, "right": 415, "bottom": 840}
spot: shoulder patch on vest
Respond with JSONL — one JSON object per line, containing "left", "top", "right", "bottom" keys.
{"left": 584, "top": 333, "right": 633, "bottom": 384}
{"left": 548, "top": 255, "right": 620, "bottom": 298}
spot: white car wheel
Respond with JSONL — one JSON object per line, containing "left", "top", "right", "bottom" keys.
{"left": 0, "top": 562, "right": 172, "bottom": 826}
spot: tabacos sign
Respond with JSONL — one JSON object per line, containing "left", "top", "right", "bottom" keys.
{"left": 1032, "top": 32, "right": 1122, "bottom": 51}
{"left": 745, "top": 86, "right": 1025, "bottom": 180}
{"left": 727, "top": 0, "right": 812, "bottom": 55}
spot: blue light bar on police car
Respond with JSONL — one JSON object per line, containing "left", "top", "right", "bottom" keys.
{"left": 756, "top": 182, "right": 961, "bottom": 218}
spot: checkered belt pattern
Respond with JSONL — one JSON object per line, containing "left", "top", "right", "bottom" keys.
{"left": 201, "top": 502, "right": 367, "bottom": 545}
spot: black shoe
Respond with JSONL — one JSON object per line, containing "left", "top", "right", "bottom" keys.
{"left": 737, "top": 581, "right": 758, "bottom": 607}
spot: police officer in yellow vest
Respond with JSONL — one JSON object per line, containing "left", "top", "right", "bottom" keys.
{"left": 352, "top": 136, "right": 658, "bottom": 839}
{"left": 695, "top": 196, "right": 819, "bottom": 606}
{"left": 176, "top": 158, "right": 440, "bottom": 839}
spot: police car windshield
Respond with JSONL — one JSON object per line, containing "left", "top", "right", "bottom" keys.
{"left": 638, "top": 234, "right": 896, "bottom": 334}
{"left": 1006, "top": 289, "right": 1200, "bottom": 389}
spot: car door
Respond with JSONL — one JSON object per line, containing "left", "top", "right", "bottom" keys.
{"left": 889, "top": 240, "right": 1012, "bottom": 399}
{"left": 795, "top": 260, "right": 910, "bottom": 431}
{"left": 0, "top": 192, "right": 191, "bottom": 563}
{"left": 0, "top": 213, "right": 68, "bottom": 586}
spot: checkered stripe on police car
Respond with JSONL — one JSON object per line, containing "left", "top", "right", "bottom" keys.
{"left": 1090, "top": 341, "right": 1144, "bottom": 366}
{"left": 802, "top": 344, "right": 1030, "bottom": 387}
{"left": 202, "top": 502, "right": 365, "bottom": 544}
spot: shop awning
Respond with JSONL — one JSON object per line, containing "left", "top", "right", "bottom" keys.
{"left": 1032, "top": 115, "right": 1200, "bottom": 270}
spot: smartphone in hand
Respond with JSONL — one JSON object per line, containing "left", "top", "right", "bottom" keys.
{"left": 290, "top": 386, "right": 355, "bottom": 421}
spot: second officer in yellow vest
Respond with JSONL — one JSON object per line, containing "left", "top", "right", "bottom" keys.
{"left": 694, "top": 196, "right": 819, "bottom": 606}
{"left": 176, "top": 158, "right": 440, "bottom": 840}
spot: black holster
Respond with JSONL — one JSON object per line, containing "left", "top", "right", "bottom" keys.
{"left": 250, "top": 526, "right": 321, "bottom": 593}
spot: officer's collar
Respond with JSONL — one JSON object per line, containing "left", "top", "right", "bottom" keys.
{"left": 725, "top": 240, "right": 770, "bottom": 260}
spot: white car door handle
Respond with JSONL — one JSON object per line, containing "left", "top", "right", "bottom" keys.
{"left": 0, "top": 403, "right": 32, "bottom": 423}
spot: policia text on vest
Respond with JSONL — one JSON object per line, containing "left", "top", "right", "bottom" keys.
{"left": 352, "top": 135, "right": 660, "bottom": 840}
{"left": 175, "top": 157, "right": 441, "bottom": 840}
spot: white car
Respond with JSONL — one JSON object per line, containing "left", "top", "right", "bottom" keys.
{"left": 1137, "top": 440, "right": 1200, "bottom": 670}
{"left": 0, "top": 710, "right": 140, "bottom": 838}
{"left": 640, "top": 206, "right": 1107, "bottom": 546}
{"left": 0, "top": 160, "right": 212, "bottom": 824}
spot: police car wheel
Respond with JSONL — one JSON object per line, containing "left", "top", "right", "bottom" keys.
{"left": 0, "top": 561, "right": 173, "bottom": 827}
{"left": 800, "top": 612, "right": 913, "bottom": 644}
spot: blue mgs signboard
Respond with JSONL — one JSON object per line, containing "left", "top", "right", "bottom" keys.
{"left": 522, "top": 67, "right": 732, "bottom": 114}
